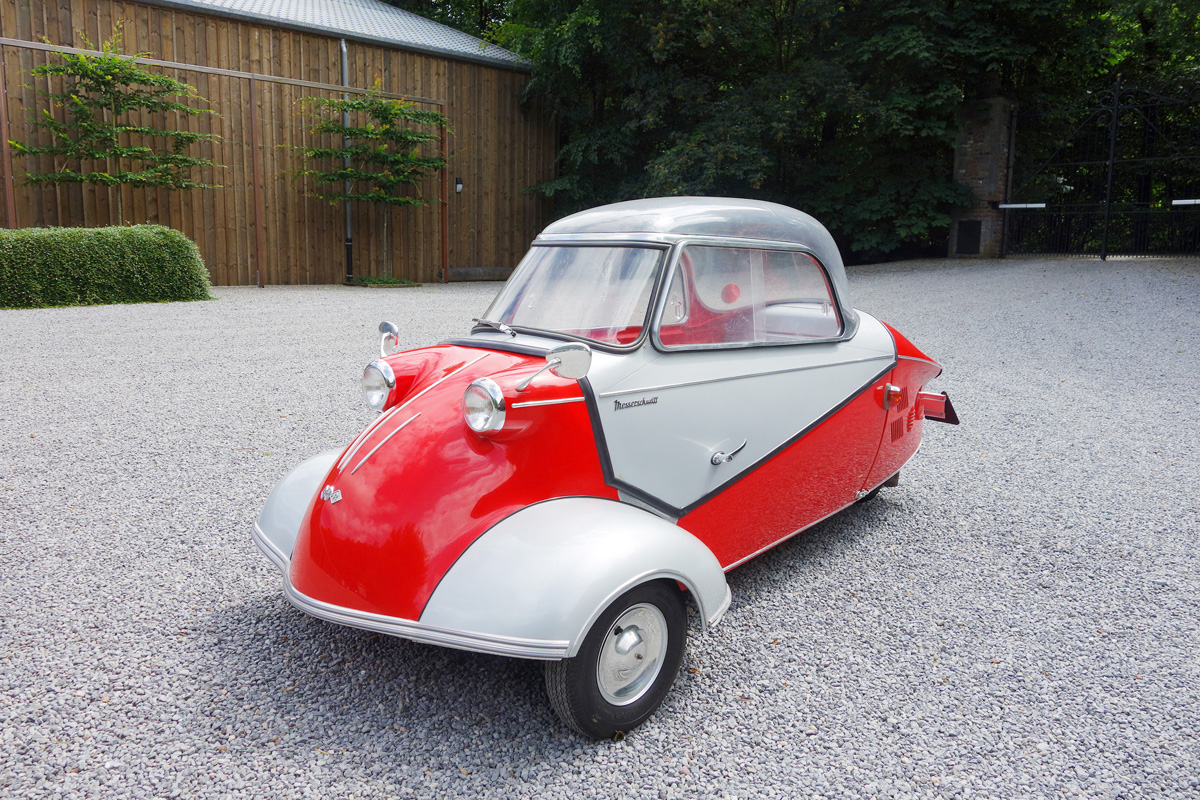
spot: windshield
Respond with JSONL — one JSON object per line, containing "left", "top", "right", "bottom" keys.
{"left": 482, "top": 245, "right": 665, "bottom": 346}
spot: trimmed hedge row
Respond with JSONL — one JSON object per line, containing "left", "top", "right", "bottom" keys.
{"left": 0, "top": 225, "right": 213, "bottom": 309}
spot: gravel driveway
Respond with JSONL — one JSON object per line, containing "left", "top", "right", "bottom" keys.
{"left": 2, "top": 257, "right": 1198, "bottom": 799}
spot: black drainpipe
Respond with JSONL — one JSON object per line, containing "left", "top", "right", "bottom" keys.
{"left": 341, "top": 39, "right": 353, "bottom": 283}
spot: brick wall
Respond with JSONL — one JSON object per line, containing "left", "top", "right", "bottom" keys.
{"left": 950, "top": 97, "right": 1014, "bottom": 257}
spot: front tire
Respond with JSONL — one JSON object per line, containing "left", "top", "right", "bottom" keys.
{"left": 545, "top": 581, "right": 687, "bottom": 739}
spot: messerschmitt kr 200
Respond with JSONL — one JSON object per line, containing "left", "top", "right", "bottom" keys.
{"left": 253, "top": 197, "right": 958, "bottom": 738}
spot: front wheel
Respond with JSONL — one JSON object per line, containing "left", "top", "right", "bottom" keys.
{"left": 545, "top": 581, "right": 687, "bottom": 739}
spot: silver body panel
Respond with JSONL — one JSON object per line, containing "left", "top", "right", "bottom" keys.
{"left": 254, "top": 459, "right": 729, "bottom": 660}
{"left": 420, "top": 498, "right": 731, "bottom": 658}
{"left": 253, "top": 449, "right": 340, "bottom": 569}
{"left": 584, "top": 313, "right": 894, "bottom": 512}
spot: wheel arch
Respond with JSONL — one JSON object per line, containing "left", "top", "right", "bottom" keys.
{"left": 419, "top": 497, "right": 731, "bottom": 658}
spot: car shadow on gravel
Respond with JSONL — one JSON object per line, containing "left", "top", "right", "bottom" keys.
{"left": 188, "top": 499, "right": 890, "bottom": 753}
{"left": 723, "top": 497, "right": 885, "bottom": 593}
{"left": 189, "top": 594, "right": 563, "bottom": 750}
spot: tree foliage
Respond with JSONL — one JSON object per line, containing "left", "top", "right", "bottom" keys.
{"left": 355, "top": 2, "right": 1198, "bottom": 260}
{"left": 297, "top": 86, "right": 449, "bottom": 207}
{"left": 490, "top": 0, "right": 1142, "bottom": 260}
{"left": 10, "top": 32, "right": 219, "bottom": 194}
{"left": 380, "top": 0, "right": 510, "bottom": 39}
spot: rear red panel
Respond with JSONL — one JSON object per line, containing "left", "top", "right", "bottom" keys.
{"left": 863, "top": 324, "right": 943, "bottom": 490}
{"left": 678, "top": 377, "right": 889, "bottom": 569}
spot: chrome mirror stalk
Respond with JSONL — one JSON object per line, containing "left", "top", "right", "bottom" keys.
{"left": 516, "top": 342, "right": 592, "bottom": 391}
{"left": 378, "top": 321, "right": 400, "bottom": 358}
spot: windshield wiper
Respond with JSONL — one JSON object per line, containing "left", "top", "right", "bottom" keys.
{"left": 472, "top": 318, "right": 517, "bottom": 337}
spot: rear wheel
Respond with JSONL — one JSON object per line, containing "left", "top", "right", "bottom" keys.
{"left": 545, "top": 581, "right": 687, "bottom": 739}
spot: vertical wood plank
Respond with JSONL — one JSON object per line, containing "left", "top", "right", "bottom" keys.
{"left": 0, "top": 43, "right": 17, "bottom": 228}
{"left": 3, "top": 0, "right": 551, "bottom": 285}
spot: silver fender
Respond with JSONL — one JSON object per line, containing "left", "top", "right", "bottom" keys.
{"left": 419, "top": 497, "right": 732, "bottom": 658}
{"left": 252, "top": 449, "right": 340, "bottom": 570}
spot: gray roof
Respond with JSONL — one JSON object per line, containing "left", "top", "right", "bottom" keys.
{"left": 145, "top": 0, "right": 525, "bottom": 70}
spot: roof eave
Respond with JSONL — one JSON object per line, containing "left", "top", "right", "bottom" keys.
{"left": 139, "top": 0, "right": 531, "bottom": 73}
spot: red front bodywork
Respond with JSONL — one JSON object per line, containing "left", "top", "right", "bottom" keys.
{"left": 288, "top": 345, "right": 618, "bottom": 622}
{"left": 290, "top": 327, "right": 945, "bottom": 622}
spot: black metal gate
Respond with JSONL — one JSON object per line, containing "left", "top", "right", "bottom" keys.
{"left": 1003, "top": 80, "right": 1200, "bottom": 258}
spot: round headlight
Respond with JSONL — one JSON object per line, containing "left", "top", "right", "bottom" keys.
{"left": 362, "top": 360, "right": 396, "bottom": 413}
{"left": 463, "top": 377, "right": 505, "bottom": 433}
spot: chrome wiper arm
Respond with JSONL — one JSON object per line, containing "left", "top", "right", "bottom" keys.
{"left": 472, "top": 318, "right": 517, "bottom": 337}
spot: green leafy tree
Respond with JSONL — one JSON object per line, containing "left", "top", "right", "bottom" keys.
{"left": 296, "top": 85, "right": 448, "bottom": 207}
{"left": 10, "top": 32, "right": 219, "bottom": 220}
{"left": 1102, "top": 0, "right": 1200, "bottom": 89}
{"left": 380, "top": 0, "right": 511, "bottom": 39}
{"left": 494, "top": 0, "right": 1125, "bottom": 260}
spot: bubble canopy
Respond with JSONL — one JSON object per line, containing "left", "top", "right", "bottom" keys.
{"left": 483, "top": 197, "right": 857, "bottom": 348}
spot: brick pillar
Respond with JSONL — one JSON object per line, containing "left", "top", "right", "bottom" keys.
{"left": 950, "top": 97, "right": 1014, "bottom": 258}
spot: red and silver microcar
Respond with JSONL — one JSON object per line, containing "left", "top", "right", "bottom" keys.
{"left": 253, "top": 197, "right": 957, "bottom": 738}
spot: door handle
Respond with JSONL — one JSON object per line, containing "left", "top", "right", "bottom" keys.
{"left": 710, "top": 440, "right": 747, "bottom": 466}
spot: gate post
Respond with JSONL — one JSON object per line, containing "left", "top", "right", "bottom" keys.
{"left": 1099, "top": 78, "right": 1123, "bottom": 261}
{"left": 950, "top": 97, "right": 1014, "bottom": 258}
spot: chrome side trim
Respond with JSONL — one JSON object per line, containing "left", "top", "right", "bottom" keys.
{"left": 337, "top": 352, "right": 489, "bottom": 471}
{"left": 510, "top": 396, "right": 585, "bottom": 409}
{"left": 283, "top": 574, "right": 571, "bottom": 660}
{"left": 252, "top": 520, "right": 289, "bottom": 573}
{"left": 351, "top": 413, "right": 420, "bottom": 474}
{"left": 337, "top": 404, "right": 402, "bottom": 471}
{"left": 721, "top": 498, "right": 859, "bottom": 571}
{"left": 898, "top": 354, "right": 942, "bottom": 369}
{"left": 255, "top": 521, "right": 572, "bottom": 659}
{"left": 597, "top": 354, "right": 893, "bottom": 398}
{"left": 708, "top": 585, "right": 733, "bottom": 627}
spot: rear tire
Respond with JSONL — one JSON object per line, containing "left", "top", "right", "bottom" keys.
{"left": 545, "top": 581, "right": 687, "bottom": 739}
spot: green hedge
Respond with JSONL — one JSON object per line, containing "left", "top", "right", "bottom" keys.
{"left": 0, "top": 225, "right": 214, "bottom": 309}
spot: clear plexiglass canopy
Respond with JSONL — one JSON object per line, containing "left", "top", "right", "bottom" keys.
{"left": 481, "top": 245, "right": 665, "bottom": 347}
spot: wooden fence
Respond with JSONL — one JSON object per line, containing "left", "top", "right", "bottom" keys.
{"left": 0, "top": 0, "right": 556, "bottom": 285}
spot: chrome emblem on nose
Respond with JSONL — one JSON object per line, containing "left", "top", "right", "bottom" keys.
{"left": 320, "top": 485, "right": 342, "bottom": 504}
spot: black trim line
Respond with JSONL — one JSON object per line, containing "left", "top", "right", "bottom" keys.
{"left": 586, "top": 360, "right": 898, "bottom": 518}
{"left": 468, "top": 326, "right": 646, "bottom": 355}
{"left": 441, "top": 338, "right": 553, "bottom": 358}
{"left": 579, "top": 377, "right": 684, "bottom": 519}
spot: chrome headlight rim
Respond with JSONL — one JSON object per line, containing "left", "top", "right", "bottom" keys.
{"left": 363, "top": 359, "right": 397, "bottom": 413}
{"left": 463, "top": 376, "right": 506, "bottom": 433}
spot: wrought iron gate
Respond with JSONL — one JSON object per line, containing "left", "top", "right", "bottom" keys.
{"left": 1003, "top": 80, "right": 1200, "bottom": 258}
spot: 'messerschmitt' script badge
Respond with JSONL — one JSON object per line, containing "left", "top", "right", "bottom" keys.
{"left": 320, "top": 485, "right": 343, "bottom": 504}
{"left": 614, "top": 396, "right": 659, "bottom": 411}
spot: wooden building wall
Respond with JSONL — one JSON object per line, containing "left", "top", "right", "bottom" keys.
{"left": 0, "top": 0, "right": 556, "bottom": 284}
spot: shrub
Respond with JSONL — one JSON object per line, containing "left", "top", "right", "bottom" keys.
{"left": 0, "top": 225, "right": 213, "bottom": 308}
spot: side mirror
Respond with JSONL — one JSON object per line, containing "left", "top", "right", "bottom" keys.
{"left": 516, "top": 342, "right": 592, "bottom": 391}
{"left": 546, "top": 342, "right": 592, "bottom": 380}
{"left": 378, "top": 321, "right": 400, "bottom": 357}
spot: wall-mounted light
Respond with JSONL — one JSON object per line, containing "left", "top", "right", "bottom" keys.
{"left": 455, "top": 178, "right": 463, "bottom": 194}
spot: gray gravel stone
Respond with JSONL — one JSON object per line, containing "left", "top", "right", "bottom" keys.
{"left": 2, "top": 258, "right": 1198, "bottom": 799}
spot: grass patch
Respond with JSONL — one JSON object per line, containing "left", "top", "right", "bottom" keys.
{"left": 346, "top": 275, "right": 421, "bottom": 287}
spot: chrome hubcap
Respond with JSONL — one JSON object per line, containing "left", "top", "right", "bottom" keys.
{"left": 596, "top": 603, "right": 667, "bottom": 706}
